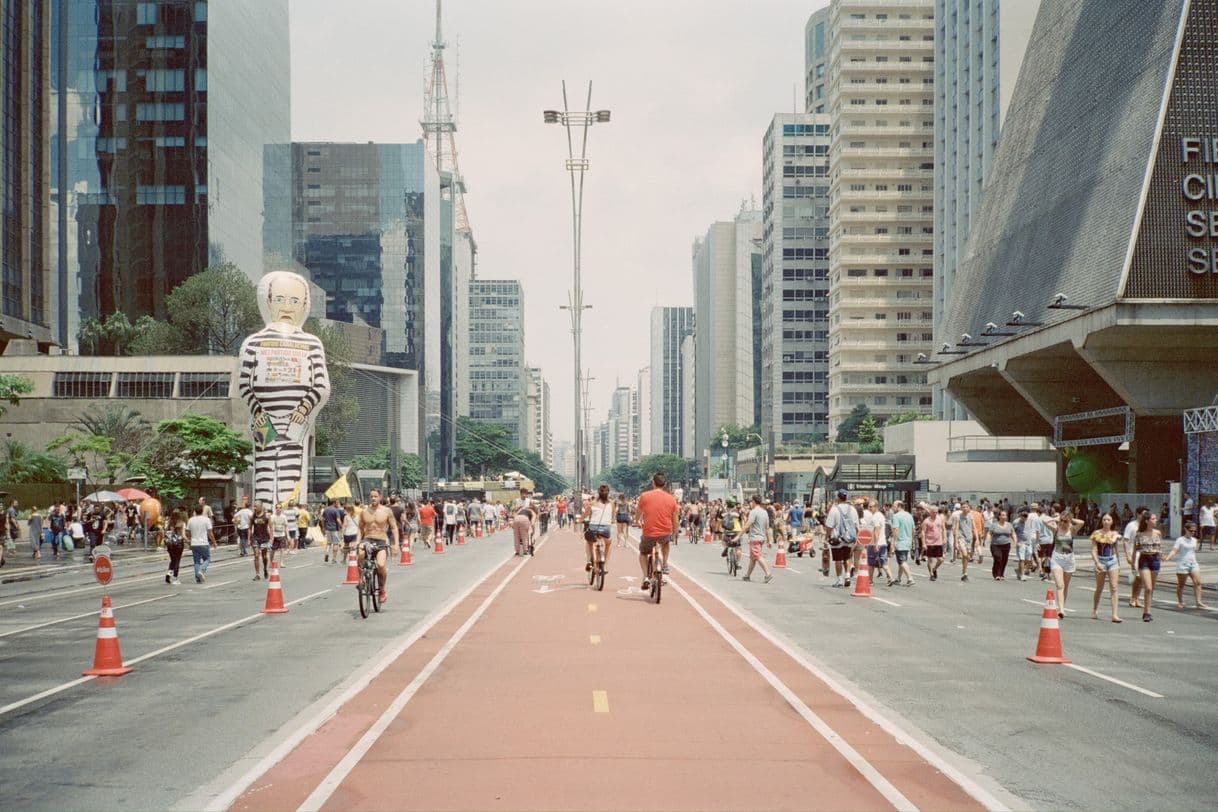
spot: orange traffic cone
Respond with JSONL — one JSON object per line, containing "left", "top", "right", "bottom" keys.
{"left": 435, "top": 536, "right": 445, "bottom": 554}
{"left": 703, "top": 530, "right": 711, "bottom": 544}
{"left": 83, "top": 596, "right": 133, "bottom": 677}
{"left": 457, "top": 528, "right": 467, "bottom": 545}
{"left": 774, "top": 546, "right": 788, "bottom": 569}
{"left": 399, "top": 544, "right": 413, "bottom": 566}
{"left": 343, "top": 551, "right": 359, "bottom": 585}
{"left": 1027, "top": 589, "right": 1071, "bottom": 664}
{"left": 851, "top": 555, "right": 872, "bottom": 598}
{"left": 262, "top": 563, "right": 288, "bottom": 614}
{"left": 475, "top": 525, "right": 482, "bottom": 539}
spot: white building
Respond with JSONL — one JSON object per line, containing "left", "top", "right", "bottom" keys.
{"left": 692, "top": 206, "right": 762, "bottom": 453}
{"left": 649, "top": 306, "right": 695, "bottom": 456}
{"left": 883, "top": 420, "right": 1055, "bottom": 499}
{"left": 607, "top": 385, "right": 635, "bottom": 467}
{"left": 680, "top": 332, "right": 697, "bottom": 459}
{"left": 804, "top": 6, "right": 830, "bottom": 114}
{"left": 826, "top": 0, "right": 937, "bottom": 433}
{"left": 468, "top": 279, "right": 527, "bottom": 448}
{"left": 761, "top": 113, "right": 832, "bottom": 446}
{"left": 636, "top": 366, "right": 651, "bottom": 459}
{"left": 525, "top": 366, "right": 552, "bottom": 468}
{"left": 933, "top": 0, "right": 1038, "bottom": 419}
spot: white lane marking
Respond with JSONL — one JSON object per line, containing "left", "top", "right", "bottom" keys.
{"left": 664, "top": 576, "right": 918, "bottom": 812}
{"left": 0, "top": 557, "right": 245, "bottom": 607}
{"left": 295, "top": 543, "right": 542, "bottom": 812}
{"left": 195, "top": 548, "right": 522, "bottom": 812}
{"left": 664, "top": 551, "right": 1013, "bottom": 812}
{"left": 1063, "top": 664, "right": 1164, "bottom": 698}
{"left": 784, "top": 565, "right": 803, "bottom": 574}
{"left": 0, "top": 588, "right": 331, "bottom": 720}
{"left": 197, "top": 580, "right": 237, "bottom": 590}
{"left": 871, "top": 596, "right": 902, "bottom": 608}
{"left": 0, "top": 594, "right": 175, "bottom": 639}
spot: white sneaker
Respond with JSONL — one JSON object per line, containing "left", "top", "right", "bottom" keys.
{"left": 171, "top": 577, "right": 180, "bottom": 585}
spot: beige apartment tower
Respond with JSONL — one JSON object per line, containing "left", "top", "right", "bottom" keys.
{"left": 826, "top": 0, "right": 936, "bottom": 434}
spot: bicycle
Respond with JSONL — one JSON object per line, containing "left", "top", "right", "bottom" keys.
{"left": 726, "top": 539, "right": 741, "bottom": 577}
{"left": 588, "top": 535, "right": 607, "bottom": 591}
{"left": 357, "top": 540, "right": 383, "bottom": 619}
{"left": 645, "top": 539, "right": 664, "bottom": 604}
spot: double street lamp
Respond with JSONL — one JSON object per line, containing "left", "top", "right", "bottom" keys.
{"left": 544, "top": 82, "right": 611, "bottom": 514}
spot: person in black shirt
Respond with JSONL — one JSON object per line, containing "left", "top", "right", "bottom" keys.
{"left": 250, "top": 503, "right": 272, "bottom": 580}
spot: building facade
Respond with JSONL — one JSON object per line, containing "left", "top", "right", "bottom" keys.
{"left": 468, "top": 279, "right": 525, "bottom": 448}
{"left": 761, "top": 114, "right": 832, "bottom": 447}
{"left": 51, "top": 0, "right": 290, "bottom": 347}
{"left": 525, "top": 366, "right": 552, "bottom": 468}
{"left": 804, "top": 7, "right": 831, "bottom": 114}
{"left": 692, "top": 207, "right": 761, "bottom": 453}
{"left": 648, "top": 305, "right": 694, "bottom": 456}
{"left": 933, "top": 0, "right": 1038, "bottom": 419}
{"left": 825, "top": 0, "right": 936, "bottom": 433}
{"left": 635, "top": 365, "right": 650, "bottom": 459}
{"left": 680, "top": 332, "right": 696, "bottom": 459}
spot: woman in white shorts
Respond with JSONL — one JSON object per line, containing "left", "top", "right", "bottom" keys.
{"left": 1089, "top": 512, "right": 1122, "bottom": 622}
{"left": 1046, "top": 507, "right": 1083, "bottom": 618}
{"left": 1165, "top": 520, "right": 1208, "bottom": 610}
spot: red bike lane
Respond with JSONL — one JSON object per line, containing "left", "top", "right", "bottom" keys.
{"left": 228, "top": 529, "right": 987, "bottom": 811}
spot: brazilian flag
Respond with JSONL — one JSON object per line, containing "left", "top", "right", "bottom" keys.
{"left": 254, "top": 418, "right": 279, "bottom": 450}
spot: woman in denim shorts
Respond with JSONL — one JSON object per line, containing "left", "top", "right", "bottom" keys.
{"left": 1089, "top": 512, "right": 1122, "bottom": 622}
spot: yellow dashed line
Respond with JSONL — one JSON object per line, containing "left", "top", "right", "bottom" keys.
{"left": 587, "top": 603, "right": 597, "bottom": 613}
{"left": 592, "top": 690, "right": 609, "bottom": 713}
{"left": 590, "top": 634, "right": 601, "bottom": 645}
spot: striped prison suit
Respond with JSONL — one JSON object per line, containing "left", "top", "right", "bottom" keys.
{"left": 237, "top": 325, "right": 330, "bottom": 509}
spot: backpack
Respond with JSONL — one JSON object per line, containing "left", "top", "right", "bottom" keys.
{"left": 830, "top": 503, "right": 857, "bottom": 545}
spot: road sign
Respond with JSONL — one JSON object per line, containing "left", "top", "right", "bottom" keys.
{"left": 857, "top": 528, "right": 874, "bottom": 546}
{"left": 93, "top": 555, "right": 113, "bottom": 586}
{"left": 68, "top": 467, "right": 86, "bottom": 481}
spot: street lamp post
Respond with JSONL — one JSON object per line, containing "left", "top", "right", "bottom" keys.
{"left": 545, "top": 82, "right": 610, "bottom": 516}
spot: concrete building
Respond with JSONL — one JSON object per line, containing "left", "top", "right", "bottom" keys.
{"left": 825, "top": 0, "right": 937, "bottom": 433}
{"left": 680, "top": 332, "right": 696, "bottom": 459}
{"left": 804, "top": 7, "right": 831, "bottom": 115}
{"left": 635, "top": 366, "right": 651, "bottom": 459}
{"left": 692, "top": 207, "right": 762, "bottom": 453}
{"left": 51, "top": 0, "right": 291, "bottom": 347}
{"left": 933, "top": 0, "right": 1038, "bottom": 419}
{"left": 932, "top": 0, "right": 1218, "bottom": 494}
{"left": 525, "top": 366, "right": 552, "bottom": 468}
{"left": 589, "top": 421, "right": 609, "bottom": 479}
{"left": 553, "top": 439, "right": 575, "bottom": 480}
{"left": 607, "top": 385, "right": 635, "bottom": 467}
{"left": 761, "top": 113, "right": 832, "bottom": 447}
{"left": 649, "top": 306, "right": 694, "bottom": 456}
{"left": 884, "top": 420, "right": 1056, "bottom": 499}
{"left": 468, "top": 279, "right": 526, "bottom": 448}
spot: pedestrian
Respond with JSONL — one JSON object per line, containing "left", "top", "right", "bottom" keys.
{"left": 1046, "top": 507, "right": 1083, "bottom": 616}
{"left": 442, "top": 498, "right": 458, "bottom": 546}
{"left": 46, "top": 505, "right": 64, "bottom": 558}
{"left": 953, "top": 500, "right": 977, "bottom": 582}
{"left": 1133, "top": 512, "right": 1164, "bottom": 622}
{"left": 1028, "top": 502, "right": 1053, "bottom": 582}
{"left": 1013, "top": 509, "right": 1033, "bottom": 580}
{"left": 741, "top": 494, "right": 774, "bottom": 584}
{"left": 69, "top": 514, "right": 86, "bottom": 556}
{"left": 918, "top": 502, "right": 946, "bottom": 581}
{"left": 271, "top": 503, "right": 290, "bottom": 566}
{"left": 235, "top": 497, "right": 252, "bottom": 557}
{"left": 989, "top": 509, "right": 1014, "bottom": 580}
{"left": 321, "top": 498, "right": 344, "bottom": 562}
{"left": 186, "top": 503, "right": 214, "bottom": 583}
{"left": 295, "top": 502, "right": 312, "bottom": 548}
{"left": 417, "top": 500, "right": 436, "bottom": 549}
{"left": 1123, "top": 506, "right": 1147, "bottom": 608}
{"left": 890, "top": 500, "right": 915, "bottom": 586}
{"left": 342, "top": 503, "right": 359, "bottom": 556}
{"left": 1165, "top": 520, "right": 1207, "bottom": 610}
{"left": 1200, "top": 500, "right": 1216, "bottom": 551}
{"left": 85, "top": 503, "right": 107, "bottom": 562}
{"left": 515, "top": 491, "right": 539, "bottom": 557}
{"left": 27, "top": 506, "right": 43, "bottom": 561}
{"left": 614, "top": 493, "right": 631, "bottom": 548}
{"left": 164, "top": 518, "right": 185, "bottom": 585}
{"left": 824, "top": 489, "right": 859, "bottom": 588}
{"left": 283, "top": 501, "right": 299, "bottom": 554}
{"left": 863, "top": 499, "right": 893, "bottom": 586}
{"left": 1089, "top": 512, "right": 1123, "bottom": 622}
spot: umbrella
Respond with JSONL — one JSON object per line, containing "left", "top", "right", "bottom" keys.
{"left": 83, "top": 490, "right": 126, "bottom": 503}
{"left": 116, "top": 487, "right": 150, "bottom": 501}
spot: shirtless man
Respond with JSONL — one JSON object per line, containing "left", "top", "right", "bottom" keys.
{"left": 357, "top": 489, "right": 400, "bottom": 603}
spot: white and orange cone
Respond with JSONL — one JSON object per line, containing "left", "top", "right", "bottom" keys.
{"left": 1028, "top": 589, "right": 1070, "bottom": 663}
{"left": 83, "top": 596, "right": 133, "bottom": 677}
{"left": 399, "top": 544, "right": 413, "bottom": 566}
{"left": 343, "top": 550, "right": 359, "bottom": 585}
{"left": 435, "top": 536, "right": 445, "bottom": 554}
{"left": 774, "top": 546, "right": 788, "bottom": 569}
{"left": 262, "top": 563, "right": 288, "bottom": 614}
{"left": 851, "top": 555, "right": 873, "bottom": 598}
{"left": 457, "top": 528, "right": 467, "bottom": 545}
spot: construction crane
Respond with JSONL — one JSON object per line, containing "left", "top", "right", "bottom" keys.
{"left": 421, "top": 0, "right": 472, "bottom": 235}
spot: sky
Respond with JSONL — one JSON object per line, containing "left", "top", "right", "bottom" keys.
{"left": 291, "top": 0, "right": 825, "bottom": 444}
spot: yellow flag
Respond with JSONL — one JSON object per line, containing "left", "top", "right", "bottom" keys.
{"left": 286, "top": 479, "right": 302, "bottom": 504}
{"left": 324, "top": 477, "right": 351, "bottom": 500}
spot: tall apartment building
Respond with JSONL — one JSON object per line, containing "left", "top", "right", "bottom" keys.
{"left": 680, "top": 333, "right": 696, "bottom": 458}
{"left": 804, "top": 7, "right": 831, "bottom": 114}
{"left": 648, "top": 306, "right": 694, "bottom": 456}
{"left": 589, "top": 421, "right": 609, "bottom": 479}
{"left": 825, "top": 0, "right": 936, "bottom": 433}
{"left": 468, "top": 279, "right": 526, "bottom": 448}
{"left": 55, "top": 0, "right": 290, "bottom": 344}
{"left": 933, "top": 0, "right": 1037, "bottom": 418}
{"left": 553, "top": 439, "right": 575, "bottom": 480}
{"left": 525, "top": 366, "right": 553, "bottom": 468}
{"left": 607, "top": 385, "right": 635, "bottom": 467}
{"left": 760, "top": 114, "right": 832, "bottom": 446}
{"left": 692, "top": 207, "right": 761, "bottom": 453}
{"left": 635, "top": 366, "right": 651, "bottom": 459}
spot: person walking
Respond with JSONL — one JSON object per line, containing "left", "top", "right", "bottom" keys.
{"left": 417, "top": 500, "right": 436, "bottom": 549}
{"left": 27, "top": 507, "right": 44, "bottom": 561}
{"left": 863, "top": 499, "right": 893, "bottom": 586}
{"left": 1089, "top": 512, "right": 1123, "bottom": 622}
{"left": 234, "top": 497, "right": 252, "bottom": 557}
{"left": 342, "top": 503, "right": 359, "bottom": 556}
{"left": 271, "top": 504, "right": 289, "bottom": 567}
{"left": 442, "top": 498, "right": 459, "bottom": 546}
{"left": 1165, "top": 520, "right": 1208, "bottom": 610}
{"left": 989, "top": 509, "right": 1014, "bottom": 580}
{"left": 918, "top": 503, "right": 946, "bottom": 581}
{"left": 1046, "top": 507, "right": 1083, "bottom": 616}
{"left": 186, "top": 503, "right": 215, "bottom": 583}
{"left": 890, "top": 500, "right": 915, "bottom": 586}
{"left": 164, "top": 518, "right": 185, "bottom": 585}
{"left": 1200, "top": 500, "right": 1216, "bottom": 551}
{"left": 613, "top": 493, "right": 631, "bottom": 548}
{"left": 824, "top": 490, "right": 859, "bottom": 588}
{"left": 741, "top": 494, "right": 774, "bottom": 584}
{"left": 1133, "top": 512, "right": 1164, "bottom": 622}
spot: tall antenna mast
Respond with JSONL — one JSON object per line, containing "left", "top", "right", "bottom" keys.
{"left": 421, "top": 0, "right": 472, "bottom": 234}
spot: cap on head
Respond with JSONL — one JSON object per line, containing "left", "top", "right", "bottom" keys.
{"left": 836, "top": 488, "right": 848, "bottom": 500}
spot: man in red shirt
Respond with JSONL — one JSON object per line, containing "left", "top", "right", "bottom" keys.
{"left": 417, "top": 500, "right": 437, "bottom": 549}
{"left": 635, "top": 471, "right": 679, "bottom": 591}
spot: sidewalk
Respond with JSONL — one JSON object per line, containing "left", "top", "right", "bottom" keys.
{"left": 226, "top": 529, "right": 987, "bottom": 812}
{"left": 0, "top": 539, "right": 246, "bottom": 586}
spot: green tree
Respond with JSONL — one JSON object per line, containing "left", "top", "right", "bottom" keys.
{"left": 78, "top": 312, "right": 160, "bottom": 356}
{"left": 46, "top": 433, "right": 127, "bottom": 487}
{"left": 0, "top": 440, "right": 67, "bottom": 483}
{"left": 155, "top": 414, "right": 252, "bottom": 483}
{"left": 884, "top": 410, "right": 931, "bottom": 427}
{"left": 835, "top": 404, "right": 871, "bottom": 443}
{"left": 454, "top": 417, "right": 512, "bottom": 476}
{"left": 856, "top": 415, "right": 880, "bottom": 446}
{"left": 0, "top": 374, "right": 33, "bottom": 419}
{"left": 127, "top": 263, "right": 263, "bottom": 355}
{"left": 306, "top": 317, "right": 359, "bottom": 455}
{"left": 72, "top": 403, "right": 151, "bottom": 457}
{"left": 709, "top": 423, "right": 765, "bottom": 451}
{"left": 347, "top": 445, "right": 426, "bottom": 490}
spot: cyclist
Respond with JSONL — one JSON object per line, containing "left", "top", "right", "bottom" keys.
{"left": 614, "top": 493, "right": 631, "bottom": 548}
{"left": 585, "top": 485, "right": 616, "bottom": 574}
{"left": 721, "top": 499, "right": 744, "bottom": 569}
{"left": 357, "top": 490, "right": 399, "bottom": 604}
{"left": 636, "top": 471, "right": 679, "bottom": 591}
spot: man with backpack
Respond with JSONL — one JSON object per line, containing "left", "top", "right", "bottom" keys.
{"left": 824, "top": 489, "right": 859, "bottom": 588}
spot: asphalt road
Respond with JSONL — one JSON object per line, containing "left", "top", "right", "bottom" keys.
{"left": 0, "top": 531, "right": 520, "bottom": 811}
{"left": 664, "top": 536, "right": 1218, "bottom": 812}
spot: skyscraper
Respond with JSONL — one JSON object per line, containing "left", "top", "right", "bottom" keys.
{"left": 525, "top": 366, "right": 552, "bottom": 468}
{"left": 607, "top": 385, "right": 634, "bottom": 468}
{"left": 468, "top": 279, "right": 526, "bottom": 448}
{"left": 825, "top": 0, "right": 936, "bottom": 433}
{"left": 52, "top": 0, "right": 291, "bottom": 346}
{"left": 933, "top": 0, "right": 1038, "bottom": 418}
{"left": 692, "top": 207, "right": 761, "bottom": 453}
{"left": 760, "top": 113, "right": 831, "bottom": 446}
{"left": 635, "top": 365, "right": 650, "bottom": 459}
{"left": 804, "top": 7, "right": 830, "bottom": 114}
{"left": 648, "top": 306, "right": 694, "bottom": 456}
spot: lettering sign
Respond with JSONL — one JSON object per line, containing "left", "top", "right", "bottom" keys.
{"left": 1180, "top": 137, "right": 1218, "bottom": 274}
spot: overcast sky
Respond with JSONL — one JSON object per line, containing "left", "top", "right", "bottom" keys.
{"left": 291, "top": 0, "right": 825, "bottom": 444}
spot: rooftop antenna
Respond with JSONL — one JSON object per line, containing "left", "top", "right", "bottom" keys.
{"left": 421, "top": 0, "right": 472, "bottom": 234}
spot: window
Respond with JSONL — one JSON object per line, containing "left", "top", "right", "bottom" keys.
{"left": 146, "top": 35, "right": 185, "bottom": 49}
{"left": 195, "top": 1, "right": 208, "bottom": 22}
{"left": 136, "top": 2, "right": 157, "bottom": 25}
{"left": 136, "top": 102, "right": 185, "bottom": 121}
{"left": 142, "top": 69, "right": 185, "bottom": 92}
{"left": 195, "top": 69, "right": 207, "bottom": 91}
{"left": 180, "top": 372, "right": 230, "bottom": 398}
{"left": 136, "top": 185, "right": 186, "bottom": 204}
{"left": 153, "top": 136, "right": 185, "bottom": 147}
{"left": 116, "top": 373, "right": 174, "bottom": 399}
{"left": 53, "top": 372, "right": 112, "bottom": 398}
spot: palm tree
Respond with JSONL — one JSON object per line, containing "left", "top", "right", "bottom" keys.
{"left": 73, "top": 404, "right": 151, "bottom": 457}
{"left": 0, "top": 441, "right": 67, "bottom": 484}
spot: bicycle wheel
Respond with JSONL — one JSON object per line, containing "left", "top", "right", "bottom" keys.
{"left": 358, "top": 569, "right": 370, "bottom": 619}
{"left": 594, "top": 559, "right": 605, "bottom": 592}
{"left": 650, "top": 560, "right": 662, "bottom": 604}
{"left": 371, "top": 569, "right": 381, "bottom": 613}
